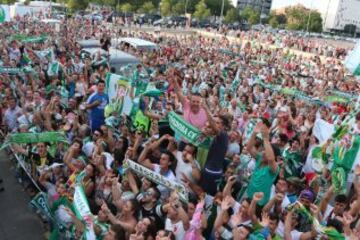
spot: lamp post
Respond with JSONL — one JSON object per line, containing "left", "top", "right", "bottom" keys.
{"left": 220, "top": 0, "right": 225, "bottom": 24}
{"left": 306, "top": 0, "right": 313, "bottom": 34}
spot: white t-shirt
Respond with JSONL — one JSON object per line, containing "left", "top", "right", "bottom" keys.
{"left": 276, "top": 221, "right": 303, "bottom": 240}
{"left": 175, "top": 151, "right": 200, "bottom": 185}
{"left": 270, "top": 185, "right": 291, "bottom": 210}
{"left": 153, "top": 164, "right": 177, "bottom": 199}
{"left": 165, "top": 218, "right": 186, "bottom": 240}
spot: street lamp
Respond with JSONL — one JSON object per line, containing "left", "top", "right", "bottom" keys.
{"left": 220, "top": 0, "right": 225, "bottom": 24}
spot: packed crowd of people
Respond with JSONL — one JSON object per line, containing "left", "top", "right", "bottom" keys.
{"left": 1, "top": 12, "right": 360, "bottom": 240}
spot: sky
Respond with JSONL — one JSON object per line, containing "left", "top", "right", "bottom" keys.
{"left": 271, "top": 0, "right": 322, "bottom": 9}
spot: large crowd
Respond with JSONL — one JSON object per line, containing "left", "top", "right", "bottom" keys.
{"left": 1, "top": 11, "right": 360, "bottom": 240}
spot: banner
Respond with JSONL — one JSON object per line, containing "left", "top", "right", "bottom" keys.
{"left": 10, "top": 34, "right": 48, "bottom": 43}
{"left": 124, "top": 159, "right": 188, "bottom": 202}
{"left": 345, "top": 40, "right": 360, "bottom": 76}
{"left": 168, "top": 111, "right": 211, "bottom": 149}
{"left": 30, "top": 192, "right": 55, "bottom": 223}
{"left": 47, "top": 61, "right": 60, "bottom": 76}
{"left": 105, "top": 73, "right": 130, "bottom": 103}
{"left": 0, "top": 66, "right": 21, "bottom": 74}
{"left": 73, "top": 185, "right": 92, "bottom": 220}
{"left": 0, "top": 5, "right": 10, "bottom": 23}
{"left": 7, "top": 131, "right": 66, "bottom": 144}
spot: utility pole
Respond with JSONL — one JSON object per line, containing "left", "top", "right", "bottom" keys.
{"left": 185, "top": 0, "right": 189, "bottom": 15}
{"left": 220, "top": 0, "right": 225, "bottom": 24}
{"left": 306, "top": 0, "right": 313, "bottom": 34}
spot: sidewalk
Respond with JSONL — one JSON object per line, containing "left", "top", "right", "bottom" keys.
{"left": 0, "top": 150, "right": 44, "bottom": 240}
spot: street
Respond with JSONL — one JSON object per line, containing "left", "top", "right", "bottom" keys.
{"left": 0, "top": 150, "right": 44, "bottom": 240}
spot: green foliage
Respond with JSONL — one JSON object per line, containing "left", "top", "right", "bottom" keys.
{"left": 160, "top": 0, "right": 172, "bottom": 16}
{"left": 285, "top": 6, "right": 322, "bottom": 32}
{"left": 205, "top": 0, "right": 231, "bottom": 16}
{"left": 224, "top": 8, "right": 240, "bottom": 24}
{"left": 67, "top": 0, "right": 88, "bottom": 11}
{"left": 240, "top": 6, "right": 260, "bottom": 25}
{"left": 269, "top": 16, "right": 279, "bottom": 28}
{"left": 138, "top": 1, "right": 157, "bottom": 14}
{"left": 268, "top": 11, "right": 286, "bottom": 28}
{"left": 0, "top": 0, "right": 16, "bottom": 4}
{"left": 193, "top": 0, "right": 210, "bottom": 20}
{"left": 308, "top": 11, "right": 322, "bottom": 32}
{"left": 120, "top": 3, "right": 133, "bottom": 13}
{"left": 172, "top": 0, "right": 186, "bottom": 15}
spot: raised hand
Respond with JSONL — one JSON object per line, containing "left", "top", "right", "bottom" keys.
{"left": 275, "top": 193, "right": 284, "bottom": 203}
{"left": 221, "top": 196, "right": 233, "bottom": 211}
{"left": 260, "top": 212, "right": 270, "bottom": 227}
{"left": 253, "top": 192, "right": 264, "bottom": 202}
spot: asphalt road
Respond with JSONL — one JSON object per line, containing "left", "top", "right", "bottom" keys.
{"left": 0, "top": 150, "right": 44, "bottom": 240}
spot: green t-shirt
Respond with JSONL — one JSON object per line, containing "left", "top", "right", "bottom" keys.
{"left": 246, "top": 154, "right": 279, "bottom": 206}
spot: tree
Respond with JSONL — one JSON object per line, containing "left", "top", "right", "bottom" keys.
{"left": 206, "top": 0, "right": 232, "bottom": 17}
{"left": 68, "top": 0, "right": 89, "bottom": 11}
{"left": 160, "top": 0, "right": 172, "bottom": 16}
{"left": 285, "top": 5, "right": 322, "bottom": 32}
{"left": 138, "top": 1, "right": 157, "bottom": 14}
{"left": 308, "top": 11, "right": 322, "bottom": 32}
{"left": 268, "top": 11, "right": 286, "bottom": 28}
{"left": 172, "top": 0, "right": 186, "bottom": 15}
{"left": 0, "top": 0, "right": 16, "bottom": 4}
{"left": 224, "top": 8, "right": 240, "bottom": 23}
{"left": 269, "top": 16, "right": 279, "bottom": 28}
{"left": 120, "top": 3, "right": 133, "bottom": 13}
{"left": 193, "top": 0, "right": 211, "bottom": 20}
{"left": 241, "top": 6, "right": 260, "bottom": 25}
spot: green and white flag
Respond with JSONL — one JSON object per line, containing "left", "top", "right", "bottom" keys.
{"left": 168, "top": 111, "right": 211, "bottom": 149}
{"left": 230, "top": 67, "right": 241, "bottom": 94}
{"left": 345, "top": 40, "right": 360, "bottom": 76}
{"left": 243, "top": 118, "right": 260, "bottom": 144}
{"left": 0, "top": 5, "right": 10, "bottom": 23}
{"left": 30, "top": 192, "right": 55, "bottom": 223}
{"left": 124, "top": 159, "right": 188, "bottom": 202}
{"left": 47, "top": 61, "right": 60, "bottom": 76}
{"left": 10, "top": 34, "right": 48, "bottom": 43}
{"left": 1, "top": 131, "right": 67, "bottom": 150}
{"left": 35, "top": 48, "right": 54, "bottom": 62}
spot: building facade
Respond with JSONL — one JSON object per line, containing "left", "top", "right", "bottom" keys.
{"left": 235, "top": 0, "right": 273, "bottom": 16}
{"left": 317, "top": 0, "right": 360, "bottom": 32}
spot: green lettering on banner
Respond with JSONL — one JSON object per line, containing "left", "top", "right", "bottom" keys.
{"left": 168, "top": 111, "right": 211, "bottom": 149}
{"left": 125, "top": 159, "right": 188, "bottom": 202}
{"left": 30, "top": 192, "right": 54, "bottom": 222}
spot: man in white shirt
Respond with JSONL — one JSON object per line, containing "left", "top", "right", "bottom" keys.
{"left": 4, "top": 96, "right": 22, "bottom": 131}
{"left": 174, "top": 143, "right": 201, "bottom": 186}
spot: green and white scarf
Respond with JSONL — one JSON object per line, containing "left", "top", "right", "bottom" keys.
{"left": 168, "top": 111, "right": 211, "bottom": 149}
{"left": 123, "top": 159, "right": 188, "bottom": 202}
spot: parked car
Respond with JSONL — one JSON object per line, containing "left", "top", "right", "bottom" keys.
{"left": 135, "top": 14, "right": 161, "bottom": 24}
{"left": 153, "top": 16, "right": 187, "bottom": 27}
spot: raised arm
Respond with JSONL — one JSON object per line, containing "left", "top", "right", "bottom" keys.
{"left": 214, "top": 196, "right": 233, "bottom": 233}
{"left": 170, "top": 70, "right": 185, "bottom": 104}
{"left": 349, "top": 164, "right": 360, "bottom": 216}
{"left": 261, "top": 124, "right": 277, "bottom": 173}
{"left": 11, "top": 143, "right": 29, "bottom": 156}
{"left": 248, "top": 192, "right": 264, "bottom": 225}
{"left": 319, "top": 185, "right": 334, "bottom": 216}
{"left": 246, "top": 122, "right": 261, "bottom": 159}
{"left": 202, "top": 100, "right": 220, "bottom": 135}
{"left": 137, "top": 145, "right": 154, "bottom": 170}
{"left": 223, "top": 176, "right": 236, "bottom": 197}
